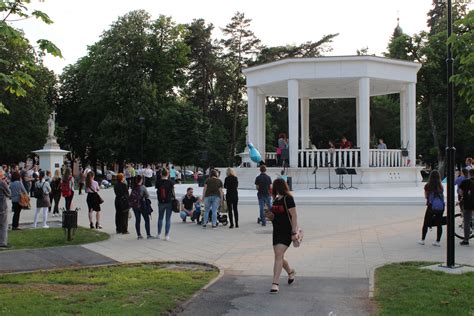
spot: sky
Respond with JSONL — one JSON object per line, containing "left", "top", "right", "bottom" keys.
{"left": 12, "top": 0, "right": 444, "bottom": 74}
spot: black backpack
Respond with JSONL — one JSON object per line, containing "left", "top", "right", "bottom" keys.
{"left": 34, "top": 182, "right": 45, "bottom": 199}
{"left": 463, "top": 180, "right": 474, "bottom": 207}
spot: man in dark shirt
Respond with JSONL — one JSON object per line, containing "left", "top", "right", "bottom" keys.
{"left": 255, "top": 165, "right": 272, "bottom": 227}
{"left": 180, "top": 187, "right": 198, "bottom": 223}
{"left": 459, "top": 169, "right": 474, "bottom": 246}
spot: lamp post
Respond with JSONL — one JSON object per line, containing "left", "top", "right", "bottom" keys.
{"left": 445, "top": 0, "right": 456, "bottom": 268}
{"left": 138, "top": 116, "right": 145, "bottom": 164}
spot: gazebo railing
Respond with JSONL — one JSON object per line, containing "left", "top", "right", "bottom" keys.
{"left": 298, "top": 149, "right": 361, "bottom": 168}
{"left": 369, "top": 149, "right": 408, "bottom": 167}
{"left": 265, "top": 149, "right": 408, "bottom": 168}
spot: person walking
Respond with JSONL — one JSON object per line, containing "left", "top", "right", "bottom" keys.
{"left": 255, "top": 165, "right": 272, "bottom": 227}
{"left": 114, "top": 173, "right": 130, "bottom": 234}
{"left": 0, "top": 169, "right": 11, "bottom": 248}
{"left": 61, "top": 168, "right": 75, "bottom": 211}
{"left": 459, "top": 169, "right": 474, "bottom": 246}
{"left": 155, "top": 169, "right": 175, "bottom": 240}
{"left": 49, "top": 169, "right": 62, "bottom": 217}
{"left": 224, "top": 168, "right": 239, "bottom": 229}
{"left": 418, "top": 170, "right": 445, "bottom": 247}
{"left": 86, "top": 171, "right": 102, "bottom": 229}
{"left": 78, "top": 167, "right": 86, "bottom": 195}
{"left": 202, "top": 169, "right": 223, "bottom": 229}
{"left": 144, "top": 165, "right": 153, "bottom": 187}
{"left": 268, "top": 178, "right": 299, "bottom": 293}
{"left": 9, "top": 171, "right": 27, "bottom": 230}
{"left": 169, "top": 165, "right": 176, "bottom": 183}
{"left": 33, "top": 171, "right": 51, "bottom": 228}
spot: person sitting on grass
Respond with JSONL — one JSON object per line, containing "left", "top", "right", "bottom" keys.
{"left": 180, "top": 187, "right": 198, "bottom": 223}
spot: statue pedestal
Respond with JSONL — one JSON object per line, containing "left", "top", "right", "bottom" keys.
{"left": 33, "top": 137, "right": 69, "bottom": 173}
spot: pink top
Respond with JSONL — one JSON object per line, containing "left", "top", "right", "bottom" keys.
{"left": 86, "top": 180, "right": 100, "bottom": 193}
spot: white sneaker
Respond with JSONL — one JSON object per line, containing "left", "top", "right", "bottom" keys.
{"left": 165, "top": 235, "right": 170, "bottom": 241}
{"left": 432, "top": 241, "right": 441, "bottom": 247}
{"left": 156, "top": 235, "right": 161, "bottom": 240}
{"left": 417, "top": 240, "right": 425, "bottom": 245}
{"left": 43, "top": 225, "right": 49, "bottom": 229}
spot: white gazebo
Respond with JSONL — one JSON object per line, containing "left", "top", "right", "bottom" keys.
{"left": 240, "top": 56, "right": 422, "bottom": 188}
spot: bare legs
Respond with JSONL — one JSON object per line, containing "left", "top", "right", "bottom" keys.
{"left": 88, "top": 210, "right": 101, "bottom": 228}
{"left": 272, "top": 244, "right": 291, "bottom": 290}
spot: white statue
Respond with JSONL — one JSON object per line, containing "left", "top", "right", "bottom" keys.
{"left": 47, "top": 111, "right": 56, "bottom": 137}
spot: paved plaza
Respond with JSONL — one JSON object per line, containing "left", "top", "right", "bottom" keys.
{"left": 3, "top": 185, "right": 474, "bottom": 315}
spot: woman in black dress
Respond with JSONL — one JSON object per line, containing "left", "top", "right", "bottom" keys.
{"left": 269, "top": 178, "right": 299, "bottom": 294}
{"left": 114, "top": 173, "right": 130, "bottom": 234}
{"left": 224, "top": 168, "right": 239, "bottom": 228}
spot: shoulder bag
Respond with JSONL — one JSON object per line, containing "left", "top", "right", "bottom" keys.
{"left": 284, "top": 196, "right": 304, "bottom": 248}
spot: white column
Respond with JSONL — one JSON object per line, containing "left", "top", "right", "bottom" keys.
{"left": 358, "top": 78, "right": 370, "bottom": 168}
{"left": 247, "top": 87, "right": 257, "bottom": 146}
{"left": 407, "top": 83, "right": 416, "bottom": 167}
{"left": 288, "top": 79, "right": 300, "bottom": 168}
{"left": 301, "top": 97, "right": 310, "bottom": 149}
{"left": 256, "top": 94, "right": 266, "bottom": 158}
{"left": 355, "top": 97, "right": 360, "bottom": 147}
{"left": 400, "top": 90, "right": 409, "bottom": 149}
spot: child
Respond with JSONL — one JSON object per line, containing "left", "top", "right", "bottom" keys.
{"left": 193, "top": 197, "right": 202, "bottom": 224}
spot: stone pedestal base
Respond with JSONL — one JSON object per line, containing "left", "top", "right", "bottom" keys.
{"left": 33, "top": 137, "right": 69, "bottom": 173}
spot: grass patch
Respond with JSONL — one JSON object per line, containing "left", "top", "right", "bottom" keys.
{"left": 0, "top": 263, "right": 218, "bottom": 315}
{"left": 374, "top": 262, "right": 474, "bottom": 315}
{"left": 7, "top": 227, "right": 109, "bottom": 250}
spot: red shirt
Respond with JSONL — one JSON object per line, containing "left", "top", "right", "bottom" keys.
{"left": 340, "top": 140, "right": 352, "bottom": 149}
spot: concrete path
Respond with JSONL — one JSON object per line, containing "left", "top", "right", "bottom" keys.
{"left": 0, "top": 245, "right": 116, "bottom": 273}
{"left": 180, "top": 274, "right": 372, "bottom": 316}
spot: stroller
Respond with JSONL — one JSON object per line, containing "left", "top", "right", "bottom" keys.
{"left": 200, "top": 201, "right": 228, "bottom": 226}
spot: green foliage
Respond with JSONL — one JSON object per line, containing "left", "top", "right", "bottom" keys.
{"left": 0, "top": 263, "right": 218, "bottom": 314}
{"left": 375, "top": 262, "right": 474, "bottom": 315}
{"left": 0, "top": 0, "right": 61, "bottom": 114}
{"left": 8, "top": 227, "right": 109, "bottom": 250}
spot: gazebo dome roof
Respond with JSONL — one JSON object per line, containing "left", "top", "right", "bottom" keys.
{"left": 243, "top": 56, "right": 421, "bottom": 99}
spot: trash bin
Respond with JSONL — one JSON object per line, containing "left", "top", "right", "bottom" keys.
{"left": 62, "top": 209, "right": 78, "bottom": 241}
{"left": 287, "top": 176, "right": 293, "bottom": 191}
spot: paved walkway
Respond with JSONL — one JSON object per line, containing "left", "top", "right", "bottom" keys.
{"left": 3, "top": 185, "right": 474, "bottom": 315}
{"left": 0, "top": 245, "right": 116, "bottom": 273}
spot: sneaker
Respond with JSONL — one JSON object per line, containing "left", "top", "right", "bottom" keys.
{"left": 42, "top": 225, "right": 49, "bottom": 229}
{"left": 417, "top": 240, "right": 425, "bottom": 245}
{"left": 156, "top": 235, "right": 161, "bottom": 240}
{"left": 147, "top": 235, "right": 156, "bottom": 239}
{"left": 460, "top": 240, "right": 470, "bottom": 246}
{"left": 432, "top": 241, "right": 441, "bottom": 247}
{"left": 212, "top": 225, "right": 217, "bottom": 229}
{"left": 202, "top": 225, "right": 207, "bottom": 229}
{"left": 165, "top": 235, "right": 170, "bottom": 241}
{"left": 137, "top": 236, "right": 143, "bottom": 240}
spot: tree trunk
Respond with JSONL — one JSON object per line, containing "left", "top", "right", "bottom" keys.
{"left": 426, "top": 98, "right": 444, "bottom": 176}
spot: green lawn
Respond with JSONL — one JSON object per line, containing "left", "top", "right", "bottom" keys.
{"left": 375, "top": 262, "right": 474, "bottom": 315}
{"left": 0, "top": 263, "right": 217, "bottom": 315}
{"left": 7, "top": 227, "right": 109, "bottom": 250}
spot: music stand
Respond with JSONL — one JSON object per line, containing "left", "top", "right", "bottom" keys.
{"left": 311, "top": 166, "right": 321, "bottom": 190}
{"left": 346, "top": 168, "right": 358, "bottom": 189}
{"left": 335, "top": 168, "right": 348, "bottom": 190}
{"left": 324, "top": 162, "right": 336, "bottom": 189}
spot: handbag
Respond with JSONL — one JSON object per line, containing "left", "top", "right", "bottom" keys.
{"left": 96, "top": 193, "right": 104, "bottom": 205}
{"left": 171, "top": 190, "right": 180, "bottom": 213}
{"left": 19, "top": 192, "right": 31, "bottom": 209}
{"left": 284, "top": 196, "right": 303, "bottom": 248}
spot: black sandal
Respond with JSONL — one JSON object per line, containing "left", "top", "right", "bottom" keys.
{"left": 270, "top": 283, "right": 279, "bottom": 294}
{"left": 288, "top": 270, "right": 296, "bottom": 285}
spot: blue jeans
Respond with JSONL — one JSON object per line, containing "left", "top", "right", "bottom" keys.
{"left": 158, "top": 202, "right": 172, "bottom": 236}
{"left": 180, "top": 210, "right": 193, "bottom": 221}
{"left": 133, "top": 207, "right": 150, "bottom": 237}
{"left": 258, "top": 196, "right": 272, "bottom": 225}
{"left": 204, "top": 196, "right": 220, "bottom": 226}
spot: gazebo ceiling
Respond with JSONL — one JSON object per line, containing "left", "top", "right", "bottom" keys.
{"left": 243, "top": 56, "right": 421, "bottom": 99}
{"left": 256, "top": 78, "right": 405, "bottom": 99}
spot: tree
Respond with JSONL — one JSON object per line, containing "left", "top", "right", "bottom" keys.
{"left": 0, "top": 0, "right": 61, "bottom": 114}
{"left": 221, "top": 12, "right": 262, "bottom": 161}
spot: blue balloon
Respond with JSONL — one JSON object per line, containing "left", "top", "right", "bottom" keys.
{"left": 248, "top": 143, "right": 262, "bottom": 163}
